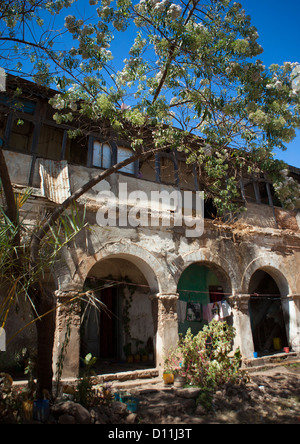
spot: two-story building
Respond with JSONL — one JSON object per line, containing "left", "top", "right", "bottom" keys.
{"left": 1, "top": 75, "right": 299, "bottom": 378}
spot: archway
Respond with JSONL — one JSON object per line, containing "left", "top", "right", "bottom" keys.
{"left": 80, "top": 256, "right": 156, "bottom": 374}
{"left": 177, "top": 262, "right": 232, "bottom": 336}
{"left": 248, "top": 269, "right": 289, "bottom": 355}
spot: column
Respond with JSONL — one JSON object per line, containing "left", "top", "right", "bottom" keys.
{"left": 232, "top": 294, "right": 255, "bottom": 359}
{"left": 285, "top": 295, "right": 300, "bottom": 352}
{"left": 53, "top": 290, "right": 81, "bottom": 379}
{"left": 150, "top": 292, "right": 179, "bottom": 374}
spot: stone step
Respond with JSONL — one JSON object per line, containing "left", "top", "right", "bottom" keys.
{"left": 242, "top": 351, "right": 300, "bottom": 372}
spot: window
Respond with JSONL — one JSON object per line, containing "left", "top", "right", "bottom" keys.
{"left": 93, "top": 141, "right": 111, "bottom": 169}
{"left": 118, "top": 146, "right": 135, "bottom": 174}
{"left": 65, "top": 134, "right": 88, "bottom": 165}
{"left": 177, "top": 161, "right": 196, "bottom": 190}
{"left": 0, "top": 95, "right": 36, "bottom": 115}
{"left": 258, "top": 182, "right": 269, "bottom": 205}
{"left": 243, "top": 182, "right": 256, "bottom": 203}
{"left": 37, "top": 124, "right": 64, "bottom": 160}
{"left": 159, "top": 155, "right": 176, "bottom": 185}
{"left": 138, "top": 155, "right": 156, "bottom": 181}
{"left": 9, "top": 119, "right": 34, "bottom": 153}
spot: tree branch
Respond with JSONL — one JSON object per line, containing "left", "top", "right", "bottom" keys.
{"left": 29, "top": 144, "right": 166, "bottom": 269}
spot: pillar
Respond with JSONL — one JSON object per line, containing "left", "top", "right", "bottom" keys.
{"left": 151, "top": 292, "right": 179, "bottom": 374}
{"left": 53, "top": 290, "right": 81, "bottom": 379}
{"left": 284, "top": 295, "right": 300, "bottom": 352}
{"left": 232, "top": 294, "right": 255, "bottom": 359}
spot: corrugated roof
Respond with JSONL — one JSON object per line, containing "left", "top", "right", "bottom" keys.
{"left": 39, "top": 159, "right": 71, "bottom": 204}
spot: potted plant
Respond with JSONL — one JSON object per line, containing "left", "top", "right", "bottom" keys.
{"left": 133, "top": 338, "right": 143, "bottom": 363}
{"left": 22, "top": 357, "right": 36, "bottom": 421}
{"left": 123, "top": 343, "right": 134, "bottom": 363}
{"left": 140, "top": 348, "right": 148, "bottom": 362}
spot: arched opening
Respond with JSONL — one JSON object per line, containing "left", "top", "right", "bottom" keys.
{"left": 248, "top": 269, "right": 289, "bottom": 356}
{"left": 177, "top": 262, "right": 232, "bottom": 336}
{"left": 80, "top": 257, "right": 156, "bottom": 374}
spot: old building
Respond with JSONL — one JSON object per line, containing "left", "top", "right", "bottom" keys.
{"left": 0, "top": 75, "right": 299, "bottom": 379}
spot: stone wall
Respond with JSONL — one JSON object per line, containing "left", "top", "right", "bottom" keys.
{"left": 1, "top": 152, "right": 300, "bottom": 378}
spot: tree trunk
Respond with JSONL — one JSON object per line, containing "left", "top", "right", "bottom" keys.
{"left": 31, "top": 285, "right": 56, "bottom": 399}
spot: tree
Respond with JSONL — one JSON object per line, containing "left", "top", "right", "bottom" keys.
{"left": 1, "top": 0, "right": 300, "bottom": 395}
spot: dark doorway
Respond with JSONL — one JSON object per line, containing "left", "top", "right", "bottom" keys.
{"left": 81, "top": 283, "right": 121, "bottom": 361}
{"left": 99, "top": 288, "right": 114, "bottom": 359}
{"left": 248, "top": 270, "right": 288, "bottom": 355}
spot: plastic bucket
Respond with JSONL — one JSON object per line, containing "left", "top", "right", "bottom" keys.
{"left": 125, "top": 397, "right": 139, "bottom": 413}
{"left": 273, "top": 337, "right": 281, "bottom": 350}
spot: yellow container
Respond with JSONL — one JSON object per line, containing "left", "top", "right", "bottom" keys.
{"left": 273, "top": 337, "right": 281, "bottom": 350}
{"left": 23, "top": 400, "right": 34, "bottom": 421}
{"left": 163, "top": 373, "right": 174, "bottom": 385}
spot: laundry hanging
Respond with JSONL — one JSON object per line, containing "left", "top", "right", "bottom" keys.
{"left": 177, "top": 300, "right": 187, "bottom": 323}
{"left": 186, "top": 302, "right": 201, "bottom": 322}
{"left": 206, "top": 300, "right": 232, "bottom": 322}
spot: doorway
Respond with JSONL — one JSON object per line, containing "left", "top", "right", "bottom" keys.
{"left": 177, "top": 263, "right": 231, "bottom": 336}
{"left": 248, "top": 270, "right": 288, "bottom": 355}
{"left": 81, "top": 283, "right": 121, "bottom": 361}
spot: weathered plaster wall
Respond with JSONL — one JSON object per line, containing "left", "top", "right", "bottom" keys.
{"left": 2, "top": 153, "right": 300, "bottom": 377}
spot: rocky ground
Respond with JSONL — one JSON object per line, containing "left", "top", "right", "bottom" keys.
{"left": 51, "top": 362, "right": 300, "bottom": 424}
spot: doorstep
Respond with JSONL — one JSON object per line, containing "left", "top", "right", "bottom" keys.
{"left": 242, "top": 351, "right": 299, "bottom": 372}
{"left": 95, "top": 368, "right": 159, "bottom": 384}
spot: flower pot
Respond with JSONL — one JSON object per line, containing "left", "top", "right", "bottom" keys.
{"left": 174, "top": 375, "right": 186, "bottom": 388}
{"left": 126, "top": 355, "right": 134, "bottom": 363}
{"left": 23, "top": 400, "right": 34, "bottom": 421}
{"left": 163, "top": 372, "right": 174, "bottom": 385}
{"left": 134, "top": 353, "right": 140, "bottom": 363}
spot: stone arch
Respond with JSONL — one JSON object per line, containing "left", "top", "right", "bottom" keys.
{"left": 174, "top": 249, "right": 234, "bottom": 337}
{"left": 241, "top": 257, "right": 290, "bottom": 296}
{"left": 58, "top": 240, "right": 174, "bottom": 294}
{"left": 174, "top": 248, "right": 235, "bottom": 294}
{"left": 247, "top": 267, "right": 290, "bottom": 355}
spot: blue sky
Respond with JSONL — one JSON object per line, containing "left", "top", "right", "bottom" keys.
{"left": 68, "top": 0, "right": 300, "bottom": 167}
{"left": 11, "top": 0, "right": 299, "bottom": 167}
{"left": 241, "top": 0, "right": 300, "bottom": 167}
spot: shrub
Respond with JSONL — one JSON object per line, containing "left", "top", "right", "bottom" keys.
{"left": 164, "top": 320, "right": 241, "bottom": 388}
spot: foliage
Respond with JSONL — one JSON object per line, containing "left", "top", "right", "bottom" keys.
{"left": 1, "top": 1, "right": 300, "bottom": 213}
{"left": 164, "top": 320, "right": 242, "bottom": 388}
{"left": 74, "top": 353, "right": 97, "bottom": 407}
{"left": 0, "top": 372, "right": 23, "bottom": 424}
{"left": 0, "top": 190, "right": 87, "bottom": 332}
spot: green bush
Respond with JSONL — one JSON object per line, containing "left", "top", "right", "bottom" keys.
{"left": 164, "top": 320, "right": 241, "bottom": 388}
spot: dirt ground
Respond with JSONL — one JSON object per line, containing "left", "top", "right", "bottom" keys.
{"left": 113, "top": 363, "right": 300, "bottom": 424}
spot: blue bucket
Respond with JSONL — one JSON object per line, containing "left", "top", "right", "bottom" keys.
{"left": 33, "top": 400, "right": 49, "bottom": 422}
{"left": 125, "top": 397, "right": 139, "bottom": 413}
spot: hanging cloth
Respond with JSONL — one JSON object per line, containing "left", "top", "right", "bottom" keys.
{"left": 220, "top": 300, "right": 232, "bottom": 319}
{"left": 177, "top": 300, "right": 187, "bottom": 323}
{"left": 186, "top": 302, "right": 201, "bottom": 321}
